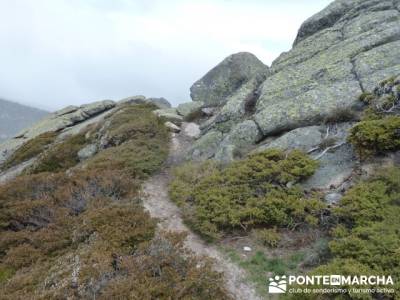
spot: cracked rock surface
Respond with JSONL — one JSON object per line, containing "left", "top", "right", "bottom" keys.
{"left": 189, "top": 0, "right": 400, "bottom": 164}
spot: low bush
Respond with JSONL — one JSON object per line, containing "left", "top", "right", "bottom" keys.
{"left": 170, "top": 149, "right": 324, "bottom": 240}
{"left": 290, "top": 167, "right": 400, "bottom": 299}
{"left": 0, "top": 103, "right": 230, "bottom": 299}
{"left": 1, "top": 132, "right": 57, "bottom": 170}
{"left": 0, "top": 169, "right": 229, "bottom": 299}
{"left": 100, "top": 232, "right": 230, "bottom": 300}
{"left": 86, "top": 104, "right": 169, "bottom": 179}
{"left": 104, "top": 103, "right": 166, "bottom": 146}
{"left": 348, "top": 116, "right": 400, "bottom": 158}
{"left": 30, "top": 133, "right": 87, "bottom": 174}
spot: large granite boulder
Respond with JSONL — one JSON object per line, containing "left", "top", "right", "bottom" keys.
{"left": 186, "top": 130, "right": 223, "bottom": 161}
{"left": 153, "top": 108, "right": 183, "bottom": 125}
{"left": 190, "top": 52, "right": 268, "bottom": 107}
{"left": 302, "top": 143, "right": 357, "bottom": 190}
{"left": 255, "top": 126, "right": 324, "bottom": 153}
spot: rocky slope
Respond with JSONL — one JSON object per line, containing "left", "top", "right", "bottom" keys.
{"left": 163, "top": 0, "right": 400, "bottom": 191}
{"left": 0, "top": 99, "right": 48, "bottom": 142}
{"left": 0, "top": 0, "right": 400, "bottom": 299}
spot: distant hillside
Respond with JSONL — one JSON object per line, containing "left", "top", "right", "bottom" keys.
{"left": 0, "top": 99, "right": 48, "bottom": 142}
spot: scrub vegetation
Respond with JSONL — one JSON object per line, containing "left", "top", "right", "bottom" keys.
{"left": 349, "top": 77, "right": 400, "bottom": 158}
{"left": 0, "top": 103, "right": 230, "bottom": 299}
{"left": 169, "top": 149, "right": 324, "bottom": 240}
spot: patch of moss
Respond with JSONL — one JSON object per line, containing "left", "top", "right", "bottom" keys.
{"left": 1, "top": 132, "right": 57, "bottom": 170}
{"left": 223, "top": 247, "right": 304, "bottom": 297}
{"left": 170, "top": 149, "right": 323, "bottom": 240}
{"left": 348, "top": 116, "right": 400, "bottom": 158}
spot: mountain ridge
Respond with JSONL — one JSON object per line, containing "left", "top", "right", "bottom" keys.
{"left": 0, "top": 98, "right": 48, "bottom": 142}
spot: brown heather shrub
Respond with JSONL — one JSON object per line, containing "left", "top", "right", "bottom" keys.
{"left": 86, "top": 103, "right": 170, "bottom": 179}
{"left": 30, "top": 132, "right": 88, "bottom": 174}
{"left": 0, "top": 103, "right": 229, "bottom": 299}
{"left": 104, "top": 103, "right": 167, "bottom": 146}
{"left": 99, "top": 232, "right": 231, "bottom": 300}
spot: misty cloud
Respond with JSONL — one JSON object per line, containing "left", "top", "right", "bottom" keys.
{"left": 0, "top": 0, "right": 332, "bottom": 111}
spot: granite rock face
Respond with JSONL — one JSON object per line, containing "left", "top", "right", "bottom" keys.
{"left": 254, "top": 0, "right": 400, "bottom": 136}
{"left": 176, "top": 101, "right": 204, "bottom": 117}
{"left": 189, "top": 0, "right": 400, "bottom": 164}
{"left": 190, "top": 52, "right": 268, "bottom": 107}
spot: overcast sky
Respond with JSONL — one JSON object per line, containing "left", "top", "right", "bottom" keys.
{"left": 0, "top": 0, "right": 332, "bottom": 111}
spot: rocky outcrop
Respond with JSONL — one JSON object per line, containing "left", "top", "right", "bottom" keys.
{"left": 186, "top": 130, "right": 223, "bottom": 161}
{"left": 0, "top": 100, "right": 116, "bottom": 165}
{"left": 0, "top": 99, "right": 48, "bottom": 142}
{"left": 77, "top": 144, "right": 98, "bottom": 161}
{"left": 153, "top": 108, "right": 183, "bottom": 125}
{"left": 188, "top": 0, "right": 400, "bottom": 166}
{"left": 254, "top": 0, "right": 400, "bottom": 136}
{"left": 181, "top": 0, "right": 400, "bottom": 195}
{"left": 190, "top": 52, "right": 268, "bottom": 107}
{"left": 119, "top": 95, "right": 171, "bottom": 109}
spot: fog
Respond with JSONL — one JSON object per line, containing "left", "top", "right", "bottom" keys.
{"left": 0, "top": 0, "right": 332, "bottom": 111}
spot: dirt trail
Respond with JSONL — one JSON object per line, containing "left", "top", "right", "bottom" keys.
{"left": 142, "top": 123, "right": 261, "bottom": 300}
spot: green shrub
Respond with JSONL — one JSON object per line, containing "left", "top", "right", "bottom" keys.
{"left": 348, "top": 116, "right": 400, "bottom": 158}
{"left": 30, "top": 133, "right": 87, "bottom": 173}
{"left": 1, "top": 132, "right": 57, "bottom": 170}
{"left": 170, "top": 149, "right": 323, "bottom": 240}
{"left": 294, "top": 167, "right": 400, "bottom": 299}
